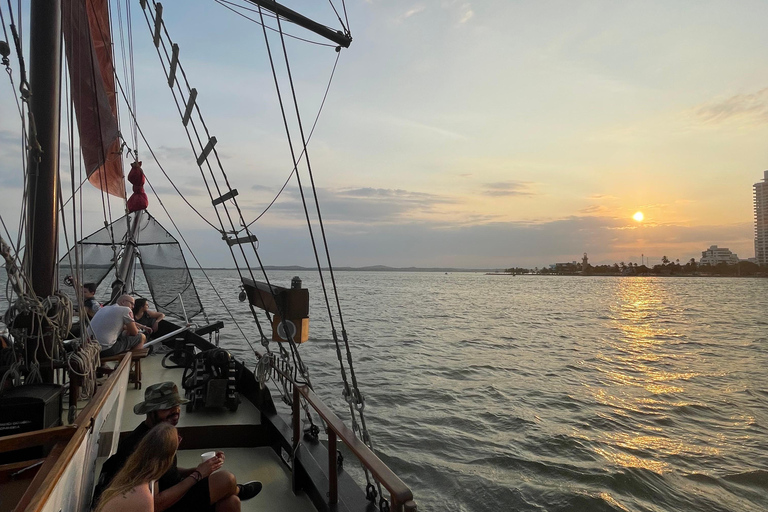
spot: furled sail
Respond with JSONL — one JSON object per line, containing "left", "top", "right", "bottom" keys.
{"left": 59, "top": 213, "right": 203, "bottom": 320}
{"left": 62, "top": 0, "right": 125, "bottom": 198}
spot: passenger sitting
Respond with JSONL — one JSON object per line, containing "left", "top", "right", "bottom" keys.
{"left": 82, "top": 282, "right": 101, "bottom": 320}
{"left": 93, "top": 382, "right": 262, "bottom": 511}
{"left": 94, "top": 422, "right": 179, "bottom": 512}
{"left": 133, "top": 298, "right": 165, "bottom": 335}
{"left": 89, "top": 294, "right": 146, "bottom": 357}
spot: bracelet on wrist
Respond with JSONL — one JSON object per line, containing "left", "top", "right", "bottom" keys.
{"left": 190, "top": 470, "right": 202, "bottom": 482}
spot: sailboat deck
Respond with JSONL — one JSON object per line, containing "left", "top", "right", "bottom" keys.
{"left": 119, "top": 350, "right": 261, "bottom": 431}
{"left": 115, "top": 349, "right": 314, "bottom": 512}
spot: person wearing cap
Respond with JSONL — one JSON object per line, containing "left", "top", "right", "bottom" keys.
{"left": 93, "top": 382, "right": 261, "bottom": 512}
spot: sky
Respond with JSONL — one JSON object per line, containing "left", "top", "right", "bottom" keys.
{"left": 2, "top": 0, "right": 768, "bottom": 269}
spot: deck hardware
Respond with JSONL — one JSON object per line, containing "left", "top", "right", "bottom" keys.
{"left": 224, "top": 234, "right": 258, "bottom": 246}
{"left": 366, "top": 482, "right": 378, "bottom": 501}
{"left": 168, "top": 44, "right": 179, "bottom": 87}
{"left": 212, "top": 189, "right": 239, "bottom": 206}
{"left": 197, "top": 136, "right": 217, "bottom": 166}
{"left": 182, "top": 88, "right": 197, "bottom": 126}
{"left": 303, "top": 423, "right": 320, "bottom": 441}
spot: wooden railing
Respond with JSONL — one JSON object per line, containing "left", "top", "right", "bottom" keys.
{"left": 292, "top": 384, "right": 417, "bottom": 512}
{"left": 0, "top": 352, "right": 132, "bottom": 512}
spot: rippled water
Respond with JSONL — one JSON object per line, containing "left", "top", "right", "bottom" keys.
{"left": 188, "top": 271, "right": 768, "bottom": 512}
{"left": 6, "top": 270, "right": 768, "bottom": 511}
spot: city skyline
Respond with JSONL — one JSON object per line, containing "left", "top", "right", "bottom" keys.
{"left": 1, "top": 1, "right": 767, "bottom": 268}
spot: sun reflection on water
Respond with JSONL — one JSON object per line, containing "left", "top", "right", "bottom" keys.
{"left": 587, "top": 278, "right": 713, "bottom": 472}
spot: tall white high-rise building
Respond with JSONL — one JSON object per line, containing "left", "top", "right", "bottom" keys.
{"left": 755, "top": 170, "right": 768, "bottom": 265}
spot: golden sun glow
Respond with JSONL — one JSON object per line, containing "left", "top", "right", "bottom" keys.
{"left": 633, "top": 211, "right": 644, "bottom": 222}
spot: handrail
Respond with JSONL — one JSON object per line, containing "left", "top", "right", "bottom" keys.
{"left": 292, "top": 384, "right": 417, "bottom": 512}
{"left": 12, "top": 352, "right": 132, "bottom": 512}
{"left": 0, "top": 426, "right": 76, "bottom": 454}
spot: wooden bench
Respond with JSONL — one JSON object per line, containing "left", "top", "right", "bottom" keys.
{"left": 101, "top": 348, "right": 149, "bottom": 389}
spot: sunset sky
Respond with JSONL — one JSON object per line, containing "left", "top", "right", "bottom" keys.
{"left": 1, "top": 0, "right": 767, "bottom": 268}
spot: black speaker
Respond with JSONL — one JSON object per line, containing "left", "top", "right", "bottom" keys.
{"left": 0, "top": 384, "right": 63, "bottom": 464}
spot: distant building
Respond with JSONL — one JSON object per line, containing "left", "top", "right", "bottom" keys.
{"left": 699, "top": 245, "right": 739, "bottom": 265}
{"left": 756, "top": 170, "right": 768, "bottom": 265}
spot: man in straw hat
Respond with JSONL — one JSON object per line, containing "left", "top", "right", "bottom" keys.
{"left": 93, "top": 382, "right": 261, "bottom": 512}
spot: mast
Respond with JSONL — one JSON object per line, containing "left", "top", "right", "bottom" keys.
{"left": 241, "top": 0, "right": 352, "bottom": 47}
{"left": 111, "top": 210, "right": 143, "bottom": 301}
{"left": 26, "top": 0, "right": 62, "bottom": 298}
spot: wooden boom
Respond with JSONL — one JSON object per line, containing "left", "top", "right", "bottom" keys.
{"left": 241, "top": 0, "right": 352, "bottom": 47}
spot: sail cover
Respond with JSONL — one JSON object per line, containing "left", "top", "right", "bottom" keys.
{"left": 59, "top": 213, "right": 204, "bottom": 320}
{"left": 62, "top": 0, "right": 125, "bottom": 198}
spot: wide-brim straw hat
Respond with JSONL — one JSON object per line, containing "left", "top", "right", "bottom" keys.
{"left": 134, "top": 381, "right": 189, "bottom": 414}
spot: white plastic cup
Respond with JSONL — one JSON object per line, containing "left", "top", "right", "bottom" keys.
{"left": 201, "top": 451, "right": 217, "bottom": 463}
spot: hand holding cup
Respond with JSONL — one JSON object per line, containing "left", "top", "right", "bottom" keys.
{"left": 196, "top": 452, "right": 223, "bottom": 478}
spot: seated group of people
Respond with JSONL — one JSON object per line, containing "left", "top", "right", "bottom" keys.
{"left": 82, "top": 283, "right": 165, "bottom": 358}
{"left": 93, "top": 382, "right": 262, "bottom": 512}
{"left": 82, "top": 285, "right": 264, "bottom": 510}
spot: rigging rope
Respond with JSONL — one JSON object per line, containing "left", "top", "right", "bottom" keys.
{"left": 83, "top": 0, "right": 125, "bottom": 291}
{"left": 62, "top": 67, "right": 99, "bottom": 399}
{"left": 264, "top": 7, "right": 382, "bottom": 498}
{"left": 233, "top": 1, "right": 379, "bottom": 497}
{"left": 137, "top": 4, "right": 388, "bottom": 492}
{"left": 141, "top": 0, "right": 319, "bottom": 425}
{"left": 244, "top": 50, "right": 341, "bottom": 229}
{"left": 3, "top": 0, "right": 36, "bottom": 268}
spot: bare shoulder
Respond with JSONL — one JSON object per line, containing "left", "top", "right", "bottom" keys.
{"left": 108, "top": 485, "right": 153, "bottom": 512}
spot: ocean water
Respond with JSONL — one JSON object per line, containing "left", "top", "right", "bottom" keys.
{"left": 4, "top": 270, "right": 768, "bottom": 511}
{"left": 190, "top": 271, "right": 768, "bottom": 512}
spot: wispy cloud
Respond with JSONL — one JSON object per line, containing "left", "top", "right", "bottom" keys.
{"left": 692, "top": 88, "right": 768, "bottom": 125}
{"left": 580, "top": 204, "right": 610, "bottom": 214}
{"left": 231, "top": 214, "right": 753, "bottom": 268}
{"left": 400, "top": 5, "right": 426, "bottom": 20}
{"left": 458, "top": 3, "right": 474, "bottom": 24}
{"left": 481, "top": 181, "right": 535, "bottom": 197}
{"left": 386, "top": 115, "right": 468, "bottom": 140}
{"left": 262, "top": 186, "right": 455, "bottom": 224}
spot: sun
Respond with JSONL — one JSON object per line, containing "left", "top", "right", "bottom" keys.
{"left": 633, "top": 211, "right": 644, "bottom": 222}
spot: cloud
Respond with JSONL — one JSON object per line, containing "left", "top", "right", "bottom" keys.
{"left": 153, "top": 146, "right": 192, "bottom": 161}
{"left": 400, "top": 5, "right": 426, "bottom": 20}
{"left": 481, "top": 181, "right": 535, "bottom": 197}
{"left": 692, "top": 88, "right": 768, "bottom": 126}
{"left": 385, "top": 115, "right": 468, "bottom": 140}
{"left": 580, "top": 205, "right": 610, "bottom": 214}
{"left": 458, "top": 4, "right": 474, "bottom": 24}
{"left": 208, "top": 214, "right": 752, "bottom": 268}
{"left": 261, "top": 186, "right": 455, "bottom": 224}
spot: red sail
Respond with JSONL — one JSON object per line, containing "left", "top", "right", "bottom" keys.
{"left": 62, "top": 0, "right": 125, "bottom": 198}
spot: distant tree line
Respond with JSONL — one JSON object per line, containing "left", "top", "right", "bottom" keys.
{"left": 506, "top": 258, "right": 766, "bottom": 277}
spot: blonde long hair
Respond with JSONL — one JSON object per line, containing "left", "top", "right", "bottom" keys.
{"left": 95, "top": 422, "right": 178, "bottom": 512}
